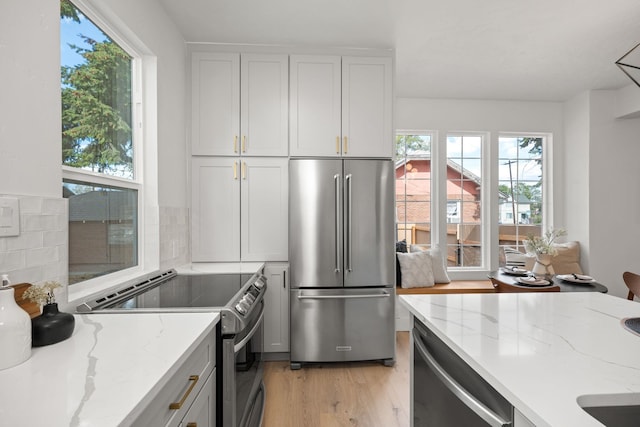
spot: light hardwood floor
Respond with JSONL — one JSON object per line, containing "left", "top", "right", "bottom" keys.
{"left": 262, "top": 332, "right": 410, "bottom": 427}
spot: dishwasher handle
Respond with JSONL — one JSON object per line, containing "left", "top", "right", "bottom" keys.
{"left": 412, "top": 328, "right": 512, "bottom": 427}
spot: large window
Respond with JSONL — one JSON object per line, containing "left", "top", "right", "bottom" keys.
{"left": 395, "top": 133, "right": 433, "bottom": 250}
{"left": 395, "top": 131, "right": 547, "bottom": 271}
{"left": 498, "top": 136, "right": 544, "bottom": 253}
{"left": 446, "top": 134, "right": 483, "bottom": 267}
{"left": 61, "top": 0, "right": 140, "bottom": 285}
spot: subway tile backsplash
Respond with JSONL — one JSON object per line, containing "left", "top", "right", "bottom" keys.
{"left": 0, "top": 194, "right": 68, "bottom": 286}
{"left": 159, "top": 205, "right": 190, "bottom": 270}
{"left": 0, "top": 195, "right": 190, "bottom": 299}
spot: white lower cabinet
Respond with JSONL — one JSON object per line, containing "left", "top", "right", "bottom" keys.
{"left": 263, "top": 262, "right": 289, "bottom": 353}
{"left": 133, "top": 331, "right": 216, "bottom": 427}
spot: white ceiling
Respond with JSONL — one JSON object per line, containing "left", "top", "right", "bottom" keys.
{"left": 158, "top": 0, "right": 640, "bottom": 102}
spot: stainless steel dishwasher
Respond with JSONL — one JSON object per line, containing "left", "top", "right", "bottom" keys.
{"left": 412, "top": 320, "right": 514, "bottom": 426}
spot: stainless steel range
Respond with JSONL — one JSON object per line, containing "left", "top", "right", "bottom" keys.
{"left": 76, "top": 268, "right": 267, "bottom": 427}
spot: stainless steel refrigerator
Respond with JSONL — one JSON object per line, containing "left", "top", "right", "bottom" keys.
{"left": 289, "top": 158, "right": 395, "bottom": 369}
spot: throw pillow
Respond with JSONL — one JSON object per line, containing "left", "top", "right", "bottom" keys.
{"left": 410, "top": 245, "right": 451, "bottom": 284}
{"left": 551, "top": 241, "right": 583, "bottom": 274}
{"left": 397, "top": 251, "right": 435, "bottom": 288}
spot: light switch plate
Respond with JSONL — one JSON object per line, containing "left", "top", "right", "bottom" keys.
{"left": 0, "top": 197, "right": 19, "bottom": 237}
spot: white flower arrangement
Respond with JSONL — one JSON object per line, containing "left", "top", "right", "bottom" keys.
{"left": 23, "top": 281, "right": 62, "bottom": 306}
{"left": 524, "top": 228, "right": 567, "bottom": 256}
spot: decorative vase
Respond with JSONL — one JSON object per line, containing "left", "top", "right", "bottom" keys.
{"left": 0, "top": 287, "right": 32, "bottom": 370}
{"left": 31, "top": 303, "right": 75, "bottom": 347}
{"left": 532, "top": 253, "right": 555, "bottom": 277}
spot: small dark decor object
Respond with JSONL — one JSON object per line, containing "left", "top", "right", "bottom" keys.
{"left": 31, "top": 303, "right": 75, "bottom": 347}
{"left": 23, "top": 281, "right": 75, "bottom": 347}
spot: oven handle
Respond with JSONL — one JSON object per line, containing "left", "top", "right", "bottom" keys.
{"left": 412, "top": 328, "right": 511, "bottom": 427}
{"left": 234, "top": 308, "right": 264, "bottom": 354}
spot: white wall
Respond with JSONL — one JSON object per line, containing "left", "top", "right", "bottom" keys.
{"left": 567, "top": 89, "right": 640, "bottom": 298}
{"left": 0, "top": 0, "right": 61, "bottom": 198}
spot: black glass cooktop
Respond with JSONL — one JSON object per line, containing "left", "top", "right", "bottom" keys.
{"left": 109, "top": 273, "right": 254, "bottom": 310}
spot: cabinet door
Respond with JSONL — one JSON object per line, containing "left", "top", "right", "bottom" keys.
{"left": 176, "top": 372, "right": 214, "bottom": 427}
{"left": 263, "top": 263, "right": 289, "bottom": 353}
{"left": 342, "top": 56, "right": 393, "bottom": 158}
{"left": 240, "top": 158, "right": 288, "bottom": 261}
{"left": 289, "top": 55, "right": 341, "bottom": 157}
{"left": 191, "top": 52, "right": 240, "bottom": 155}
{"left": 241, "top": 54, "right": 289, "bottom": 156}
{"left": 192, "top": 158, "right": 240, "bottom": 262}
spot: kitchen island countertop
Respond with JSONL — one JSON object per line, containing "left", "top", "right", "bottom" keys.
{"left": 400, "top": 292, "right": 640, "bottom": 427}
{"left": 0, "top": 311, "right": 219, "bottom": 426}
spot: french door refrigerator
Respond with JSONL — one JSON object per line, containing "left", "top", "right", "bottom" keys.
{"left": 289, "top": 158, "right": 395, "bottom": 369}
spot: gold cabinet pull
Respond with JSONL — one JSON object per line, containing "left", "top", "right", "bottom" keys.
{"left": 233, "top": 161, "right": 238, "bottom": 180}
{"left": 336, "top": 136, "right": 340, "bottom": 154}
{"left": 187, "top": 423, "right": 197, "bottom": 427}
{"left": 343, "top": 136, "right": 348, "bottom": 154}
{"left": 169, "top": 375, "right": 199, "bottom": 410}
{"left": 234, "top": 136, "right": 238, "bottom": 153}
{"left": 242, "top": 161, "right": 247, "bottom": 180}
{"left": 242, "top": 135, "right": 246, "bottom": 153}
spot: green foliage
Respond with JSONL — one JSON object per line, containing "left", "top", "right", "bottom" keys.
{"left": 396, "top": 135, "right": 430, "bottom": 157}
{"left": 60, "top": 1, "right": 133, "bottom": 176}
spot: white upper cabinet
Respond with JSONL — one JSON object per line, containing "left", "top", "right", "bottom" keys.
{"left": 192, "top": 52, "right": 288, "bottom": 156}
{"left": 289, "top": 55, "right": 393, "bottom": 158}
{"left": 191, "top": 52, "right": 240, "bottom": 156}
{"left": 341, "top": 56, "right": 393, "bottom": 158}
{"left": 289, "top": 55, "right": 342, "bottom": 157}
{"left": 241, "top": 54, "right": 289, "bottom": 156}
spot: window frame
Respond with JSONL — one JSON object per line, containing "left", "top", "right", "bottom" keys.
{"left": 62, "top": 0, "right": 151, "bottom": 302}
{"left": 395, "top": 129, "right": 552, "bottom": 277}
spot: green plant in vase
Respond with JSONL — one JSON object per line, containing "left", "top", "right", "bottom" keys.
{"left": 524, "top": 228, "right": 567, "bottom": 276}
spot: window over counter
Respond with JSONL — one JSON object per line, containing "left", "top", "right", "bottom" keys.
{"left": 395, "top": 131, "right": 548, "bottom": 270}
{"left": 60, "top": 0, "right": 141, "bottom": 285}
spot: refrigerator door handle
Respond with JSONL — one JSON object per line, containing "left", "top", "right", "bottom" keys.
{"left": 345, "top": 173, "right": 353, "bottom": 272}
{"left": 334, "top": 173, "right": 341, "bottom": 273}
{"left": 296, "top": 291, "right": 391, "bottom": 300}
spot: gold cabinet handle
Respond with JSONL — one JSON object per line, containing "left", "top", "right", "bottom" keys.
{"left": 343, "top": 136, "right": 348, "bottom": 154}
{"left": 242, "top": 135, "right": 246, "bottom": 153}
{"left": 169, "top": 375, "right": 199, "bottom": 410}
{"left": 233, "top": 161, "right": 238, "bottom": 180}
{"left": 242, "top": 161, "right": 247, "bottom": 180}
{"left": 187, "top": 423, "right": 197, "bottom": 427}
{"left": 336, "top": 136, "right": 340, "bottom": 154}
{"left": 234, "top": 136, "right": 238, "bottom": 153}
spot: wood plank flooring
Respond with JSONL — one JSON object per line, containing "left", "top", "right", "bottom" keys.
{"left": 262, "top": 332, "right": 410, "bottom": 427}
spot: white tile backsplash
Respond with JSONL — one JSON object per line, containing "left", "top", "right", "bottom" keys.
{"left": 0, "top": 194, "right": 68, "bottom": 287}
{"left": 159, "top": 205, "right": 190, "bottom": 270}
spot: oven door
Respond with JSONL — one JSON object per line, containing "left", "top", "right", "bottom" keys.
{"left": 222, "top": 302, "right": 265, "bottom": 427}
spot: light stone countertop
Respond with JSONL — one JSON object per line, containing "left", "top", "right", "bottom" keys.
{"left": 176, "top": 262, "right": 265, "bottom": 275}
{"left": 400, "top": 292, "right": 640, "bottom": 427}
{"left": 0, "top": 312, "right": 219, "bottom": 427}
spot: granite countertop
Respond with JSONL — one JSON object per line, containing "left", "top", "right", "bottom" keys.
{"left": 400, "top": 292, "right": 640, "bottom": 427}
{"left": 0, "top": 312, "right": 219, "bottom": 427}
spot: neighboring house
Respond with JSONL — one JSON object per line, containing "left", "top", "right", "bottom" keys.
{"left": 67, "top": 189, "right": 136, "bottom": 282}
{"left": 499, "top": 192, "right": 532, "bottom": 225}
{"left": 395, "top": 158, "right": 482, "bottom": 265}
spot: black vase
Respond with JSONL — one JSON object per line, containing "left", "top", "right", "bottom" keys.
{"left": 31, "top": 303, "right": 75, "bottom": 347}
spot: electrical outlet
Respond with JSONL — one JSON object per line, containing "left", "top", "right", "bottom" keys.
{"left": 0, "top": 197, "right": 19, "bottom": 237}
